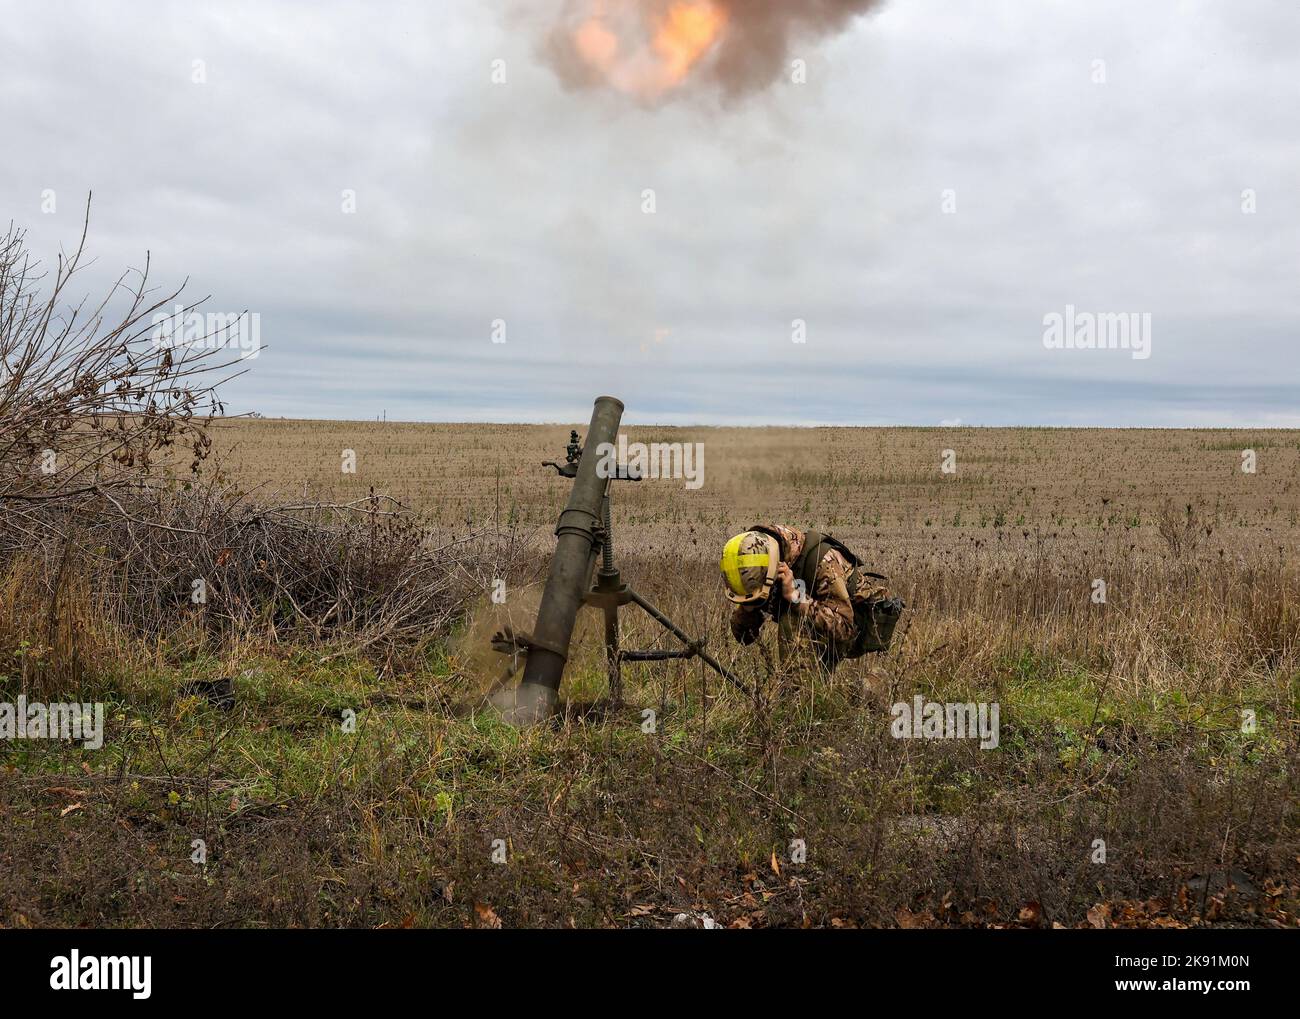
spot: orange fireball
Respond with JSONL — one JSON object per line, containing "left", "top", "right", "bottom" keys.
{"left": 570, "top": 0, "right": 728, "bottom": 99}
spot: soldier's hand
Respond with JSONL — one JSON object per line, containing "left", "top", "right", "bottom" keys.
{"left": 776, "top": 562, "right": 798, "bottom": 602}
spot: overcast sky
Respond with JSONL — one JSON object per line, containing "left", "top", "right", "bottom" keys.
{"left": 2, "top": 0, "right": 1296, "bottom": 426}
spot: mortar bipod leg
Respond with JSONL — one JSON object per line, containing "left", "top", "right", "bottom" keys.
{"left": 603, "top": 603, "right": 622, "bottom": 706}
{"left": 624, "top": 588, "right": 751, "bottom": 698}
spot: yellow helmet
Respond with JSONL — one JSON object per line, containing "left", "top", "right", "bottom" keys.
{"left": 720, "top": 530, "right": 780, "bottom": 605}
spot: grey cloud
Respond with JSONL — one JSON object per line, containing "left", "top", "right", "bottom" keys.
{"left": 1, "top": 0, "right": 1296, "bottom": 426}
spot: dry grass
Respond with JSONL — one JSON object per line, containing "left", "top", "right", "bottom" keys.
{"left": 2, "top": 420, "right": 1297, "bottom": 928}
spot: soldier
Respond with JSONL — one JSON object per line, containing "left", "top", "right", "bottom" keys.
{"left": 719, "top": 523, "right": 904, "bottom": 673}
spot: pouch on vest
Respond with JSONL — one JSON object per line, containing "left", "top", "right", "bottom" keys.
{"left": 845, "top": 569, "right": 905, "bottom": 656}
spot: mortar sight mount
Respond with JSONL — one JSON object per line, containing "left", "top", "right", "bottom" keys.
{"left": 540, "top": 430, "right": 583, "bottom": 479}
{"left": 490, "top": 396, "right": 748, "bottom": 725}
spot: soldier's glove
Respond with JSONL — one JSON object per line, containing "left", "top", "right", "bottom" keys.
{"left": 876, "top": 596, "right": 905, "bottom": 618}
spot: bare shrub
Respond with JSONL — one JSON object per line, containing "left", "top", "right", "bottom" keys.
{"left": 80, "top": 483, "right": 523, "bottom": 663}
{"left": 0, "top": 199, "right": 233, "bottom": 518}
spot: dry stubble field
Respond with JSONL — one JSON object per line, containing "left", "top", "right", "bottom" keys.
{"left": 216, "top": 418, "right": 1300, "bottom": 701}
{"left": 4, "top": 419, "right": 1298, "bottom": 928}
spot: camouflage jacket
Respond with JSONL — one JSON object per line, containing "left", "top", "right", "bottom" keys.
{"left": 729, "top": 523, "right": 861, "bottom": 660}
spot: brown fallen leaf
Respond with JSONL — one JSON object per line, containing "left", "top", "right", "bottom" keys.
{"left": 474, "top": 902, "right": 502, "bottom": 929}
{"left": 1018, "top": 901, "right": 1043, "bottom": 925}
{"left": 896, "top": 907, "right": 928, "bottom": 929}
{"left": 1086, "top": 903, "right": 1111, "bottom": 929}
{"left": 60, "top": 802, "right": 83, "bottom": 817}
{"left": 770, "top": 850, "right": 781, "bottom": 877}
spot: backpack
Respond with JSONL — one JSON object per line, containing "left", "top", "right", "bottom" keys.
{"left": 790, "top": 530, "right": 904, "bottom": 658}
